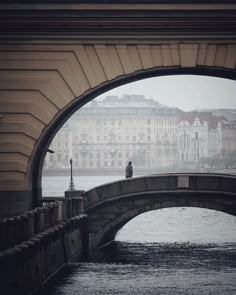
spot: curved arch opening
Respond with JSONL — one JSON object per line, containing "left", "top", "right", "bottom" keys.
{"left": 40, "top": 68, "right": 236, "bottom": 200}
{"left": 116, "top": 207, "right": 236, "bottom": 244}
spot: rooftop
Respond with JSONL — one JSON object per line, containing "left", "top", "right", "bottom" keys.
{"left": 86, "top": 95, "right": 177, "bottom": 109}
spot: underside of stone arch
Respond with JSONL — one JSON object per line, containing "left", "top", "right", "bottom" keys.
{"left": 86, "top": 191, "right": 236, "bottom": 248}
{"left": 0, "top": 1, "right": 236, "bottom": 218}
{"left": 1, "top": 44, "right": 236, "bottom": 192}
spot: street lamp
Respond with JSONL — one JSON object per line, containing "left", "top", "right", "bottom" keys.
{"left": 46, "top": 148, "right": 55, "bottom": 154}
{"left": 68, "top": 158, "right": 76, "bottom": 191}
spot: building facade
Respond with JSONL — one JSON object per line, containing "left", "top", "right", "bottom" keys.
{"left": 44, "top": 95, "right": 236, "bottom": 172}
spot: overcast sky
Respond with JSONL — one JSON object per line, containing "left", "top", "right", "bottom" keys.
{"left": 97, "top": 75, "right": 236, "bottom": 111}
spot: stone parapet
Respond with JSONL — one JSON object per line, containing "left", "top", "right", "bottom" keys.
{"left": 0, "top": 196, "right": 85, "bottom": 252}
{"left": 0, "top": 215, "right": 88, "bottom": 295}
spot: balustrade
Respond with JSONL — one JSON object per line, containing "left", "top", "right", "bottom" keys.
{"left": 0, "top": 196, "right": 84, "bottom": 252}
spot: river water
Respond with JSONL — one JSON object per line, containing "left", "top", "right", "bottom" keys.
{"left": 41, "top": 175, "right": 236, "bottom": 295}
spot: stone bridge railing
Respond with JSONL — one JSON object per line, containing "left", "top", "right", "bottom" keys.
{"left": 0, "top": 197, "right": 84, "bottom": 252}
{"left": 83, "top": 173, "right": 236, "bottom": 211}
{"left": 0, "top": 195, "right": 87, "bottom": 295}
{"left": 81, "top": 173, "right": 236, "bottom": 249}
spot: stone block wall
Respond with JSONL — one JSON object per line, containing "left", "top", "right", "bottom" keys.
{"left": 0, "top": 215, "right": 88, "bottom": 295}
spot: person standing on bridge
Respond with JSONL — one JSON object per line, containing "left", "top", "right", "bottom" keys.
{"left": 125, "top": 161, "right": 133, "bottom": 178}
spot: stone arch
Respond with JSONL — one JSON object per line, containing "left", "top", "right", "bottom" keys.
{"left": 87, "top": 192, "right": 236, "bottom": 248}
{"left": 0, "top": 43, "right": 236, "bottom": 217}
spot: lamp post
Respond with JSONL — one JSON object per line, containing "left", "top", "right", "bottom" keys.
{"left": 68, "top": 158, "right": 76, "bottom": 191}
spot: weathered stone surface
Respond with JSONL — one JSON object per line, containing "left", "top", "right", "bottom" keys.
{"left": 0, "top": 215, "right": 88, "bottom": 295}
{"left": 83, "top": 174, "right": 236, "bottom": 249}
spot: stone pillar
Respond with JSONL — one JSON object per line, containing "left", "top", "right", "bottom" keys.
{"left": 48, "top": 203, "right": 59, "bottom": 225}
{"left": 68, "top": 199, "right": 73, "bottom": 218}
{"left": 26, "top": 211, "right": 35, "bottom": 239}
{"left": 53, "top": 202, "right": 59, "bottom": 223}
{"left": 57, "top": 201, "right": 64, "bottom": 221}
{"left": 72, "top": 197, "right": 84, "bottom": 215}
{"left": 43, "top": 206, "right": 50, "bottom": 229}
{"left": 14, "top": 216, "right": 24, "bottom": 245}
{"left": 64, "top": 190, "right": 85, "bottom": 217}
{"left": 48, "top": 204, "right": 54, "bottom": 227}
{"left": 7, "top": 218, "right": 16, "bottom": 248}
{"left": 34, "top": 207, "right": 44, "bottom": 234}
{"left": 72, "top": 198, "right": 77, "bottom": 217}
{"left": 77, "top": 197, "right": 84, "bottom": 214}
{"left": 18, "top": 214, "right": 28, "bottom": 243}
{"left": 63, "top": 199, "right": 70, "bottom": 219}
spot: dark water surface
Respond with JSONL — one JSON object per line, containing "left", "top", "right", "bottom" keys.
{"left": 39, "top": 241, "right": 236, "bottom": 295}
{"left": 41, "top": 177, "right": 236, "bottom": 295}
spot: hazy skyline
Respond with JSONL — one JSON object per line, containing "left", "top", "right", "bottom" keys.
{"left": 97, "top": 75, "right": 236, "bottom": 111}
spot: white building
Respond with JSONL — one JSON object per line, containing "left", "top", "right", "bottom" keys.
{"left": 44, "top": 95, "right": 180, "bottom": 170}
{"left": 44, "top": 96, "right": 236, "bottom": 172}
{"left": 177, "top": 111, "right": 236, "bottom": 166}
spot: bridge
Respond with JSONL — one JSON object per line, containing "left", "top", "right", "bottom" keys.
{"left": 0, "top": 0, "right": 236, "bottom": 294}
{"left": 0, "top": 172, "right": 236, "bottom": 293}
{"left": 83, "top": 173, "right": 236, "bottom": 248}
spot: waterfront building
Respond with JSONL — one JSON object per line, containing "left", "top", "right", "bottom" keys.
{"left": 44, "top": 95, "right": 236, "bottom": 172}
{"left": 44, "top": 95, "right": 180, "bottom": 171}
{"left": 177, "top": 111, "right": 236, "bottom": 167}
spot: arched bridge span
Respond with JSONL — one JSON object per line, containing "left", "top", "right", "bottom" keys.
{"left": 83, "top": 173, "right": 236, "bottom": 248}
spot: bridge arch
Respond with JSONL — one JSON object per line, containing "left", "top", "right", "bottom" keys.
{"left": 0, "top": 43, "right": 236, "bottom": 217}
{"left": 93, "top": 197, "right": 235, "bottom": 248}
{"left": 83, "top": 173, "right": 236, "bottom": 248}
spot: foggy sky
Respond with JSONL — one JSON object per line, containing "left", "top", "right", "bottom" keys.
{"left": 97, "top": 75, "right": 236, "bottom": 111}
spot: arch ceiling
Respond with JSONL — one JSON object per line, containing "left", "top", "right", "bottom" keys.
{"left": 1, "top": 43, "right": 236, "bottom": 191}
{"left": 0, "top": 1, "right": 236, "bottom": 217}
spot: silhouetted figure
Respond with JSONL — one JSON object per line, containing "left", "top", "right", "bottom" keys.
{"left": 125, "top": 161, "right": 133, "bottom": 178}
